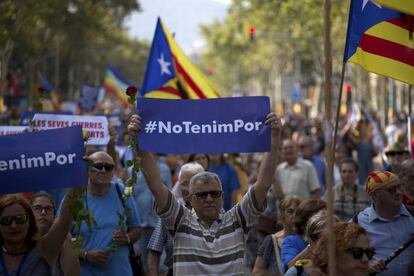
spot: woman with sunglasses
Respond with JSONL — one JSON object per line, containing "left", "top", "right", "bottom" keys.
{"left": 284, "top": 210, "right": 339, "bottom": 275}
{"left": 281, "top": 198, "right": 326, "bottom": 272}
{"left": 0, "top": 189, "right": 75, "bottom": 275}
{"left": 285, "top": 222, "right": 374, "bottom": 276}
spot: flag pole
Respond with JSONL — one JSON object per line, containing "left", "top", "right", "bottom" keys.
{"left": 408, "top": 85, "right": 412, "bottom": 156}
{"left": 324, "top": 0, "right": 336, "bottom": 274}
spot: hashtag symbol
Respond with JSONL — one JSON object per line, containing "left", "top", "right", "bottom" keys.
{"left": 145, "top": 121, "right": 157, "bottom": 133}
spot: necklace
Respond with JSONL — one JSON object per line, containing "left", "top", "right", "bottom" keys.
{"left": 2, "top": 246, "right": 27, "bottom": 256}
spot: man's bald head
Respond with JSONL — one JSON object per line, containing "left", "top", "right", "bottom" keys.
{"left": 88, "top": 151, "right": 114, "bottom": 165}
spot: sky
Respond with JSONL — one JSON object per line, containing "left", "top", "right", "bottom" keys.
{"left": 125, "top": 0, "right": 230, "bottom": 54}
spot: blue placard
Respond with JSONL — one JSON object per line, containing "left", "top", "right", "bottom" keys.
{"left": 0, "top": 126, "right": 87, "bottom": 194}
{"left": 137, "top": 96, "right": 271, "bottom": 154}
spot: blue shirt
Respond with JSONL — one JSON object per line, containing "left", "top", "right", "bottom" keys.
{"left": 309, "top": 155, "right": 327, "bottom": 195}
{"left": 124, "top": 149, "right": 173, "bottom": 228}
{"left": 209, "top": 163, "right": 240, "bottom": 211}
{"left": 69, "top": 182, "right": 143, "bottom": 276}
{"left": 357, "top": 204, "right": 414, "bottom": 276}
{"left": 281, "top": 235, "right": 307, "bottom": 272}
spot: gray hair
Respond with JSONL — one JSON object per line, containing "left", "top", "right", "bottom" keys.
{"left": 178, "top": 162, "right": 204, "bottom": 180}
{"left": 399, "top": 159, "right": 414, "bottom": 178}
{"left": 298, "top": 135, "right": 313, "bottom": 145}
{"left": 189, "top": 172, "right": 223, "bottom": 194}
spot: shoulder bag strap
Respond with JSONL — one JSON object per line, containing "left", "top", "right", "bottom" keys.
{"left": 271, "top": 234, "right": 283, "bottom": 275}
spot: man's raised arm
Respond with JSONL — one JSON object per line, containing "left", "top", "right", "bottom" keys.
{"left": 128, "top": 114, "right": 170, "bottom": 211}
{"left": 253, "top": 112, "right": 281, "bottom": 208}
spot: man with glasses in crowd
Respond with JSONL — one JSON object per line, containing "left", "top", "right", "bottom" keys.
{"left": 128, "top": 112, "right": 281, "bottom": 275}
{"left": 71, "top": 151, "right": 144, "bottom": 276}
{"left": 382, "top": 141, "right": 410, "bottom": 175}
{"left": 355, "top": 170, "right": 414, "bottom": 276}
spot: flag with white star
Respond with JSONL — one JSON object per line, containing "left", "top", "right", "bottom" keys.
{"left": 344, "top": 0, "right": 414, "bottom": 85}
{"left": 140, "top": 18, "right": 220, "bottom": 99}
{"left": 371, "top": 0, "right": 414, "bottom": 16}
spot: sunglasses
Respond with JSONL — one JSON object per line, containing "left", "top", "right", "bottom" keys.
{"left": 0, "top": 214, "right": 29, "bottom": 226}
{"left": 90, "top": 163, "right": 114, "bottom": 172}
{"left": 309, "top": 233, "right": 321, "bottom": 242}
{"left": 382, "top": 185, "right": 402, "bottom": 194}
{"left": 386, "top": 151, "right": 407, "bottom": 157}
{"left": 346, "top": 247, "right": 375, "bottom": 260}
{"left": 192, "top": 190, "right": 222, "bottom": 199}
{"left": 32, "top": 205, "right": 54, "bottom": 215}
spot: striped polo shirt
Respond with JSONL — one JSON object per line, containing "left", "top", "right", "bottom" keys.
{"left": 158, "top": 187, "right": 264, "bottom": 275}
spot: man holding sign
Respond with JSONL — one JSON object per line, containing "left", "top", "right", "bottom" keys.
{"left": 128, "top": 111, "right": 281, "bottom": 275}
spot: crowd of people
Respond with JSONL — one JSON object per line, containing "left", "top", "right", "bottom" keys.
{"left": 1, "top": 105, "right": 414, "bottom": 276}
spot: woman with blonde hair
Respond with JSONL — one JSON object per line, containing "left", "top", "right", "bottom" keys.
{"left": 252, "top": 196, "right": 301, "bottom": 275}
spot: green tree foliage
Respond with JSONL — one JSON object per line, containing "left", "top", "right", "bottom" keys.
{"left": 200, "top": 0, "right": 349, "bottom": 99}
{"left": 0, "top": 0, "right": 148, "bottom": 103}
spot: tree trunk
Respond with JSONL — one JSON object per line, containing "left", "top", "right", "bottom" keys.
{"left": 0, "top": 0, "right": 26, "bottom": 101}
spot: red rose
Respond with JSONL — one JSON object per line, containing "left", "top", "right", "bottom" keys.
{"left": 37, "top": 87, "right": 45, "bottom": 94}
{"left": 126, "top": 86, "right": 138, "bottom": 96}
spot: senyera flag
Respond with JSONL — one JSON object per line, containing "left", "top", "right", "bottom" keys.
{"left": 140, "top": 17, "right": 220, "bottom": 99}
{"left": 343, "top": 0, "right": 414, "bottom": 85}
{"left": 371, "top": 1, "right": 414, "bottom": 16}
{"left": 0, "top": 126, "right": 87, "bottom": 194}
{"left": 104, "top": 65, "right": 132, "bottom": 107}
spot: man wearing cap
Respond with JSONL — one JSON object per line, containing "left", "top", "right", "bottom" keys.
{"left": 382, "top": 141, "right": 410, "bottom": 175}
{"left": 356, "top": 170, "right": 414, "bottom": 276}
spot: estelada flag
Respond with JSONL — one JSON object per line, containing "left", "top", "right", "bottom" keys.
{"left": 140, "top": 18, "right": 220, "bottom": 99}
{"left": 344, "top": 0, "right": 414, "bottom": 85}
{"left": 104, "top": 65, "right": 131, "bottom": 107}
{"left": 371, "top": 1, "right": 414, "bottom": 16}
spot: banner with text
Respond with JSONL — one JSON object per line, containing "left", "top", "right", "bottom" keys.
{"left": 137, "top": 96, "right": 271, "bottom": 154}
{"left": 32, "top": 114, "right": 109, "bottom": 145}
{"left": 0, "top": 126, "right": 27, "bottom": 136}
{"left": 0, "top": 126, "right": 87, "bottom": 194}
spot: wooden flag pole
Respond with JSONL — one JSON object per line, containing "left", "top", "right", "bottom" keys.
{"left": 408, "top": 85, "right": 412, "bottom": 155}
{"left": 324, "top": 0, "right": 336, "bottom": 275}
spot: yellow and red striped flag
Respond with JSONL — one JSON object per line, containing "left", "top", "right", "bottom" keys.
{"left": 371, "top": 1, "right": 414, "bottom": 16}
{"left": 140, "top": 18, "right": 220, "bottom": 99}
{"left": 344, "top": 0, "right": 414, "bottom": 85}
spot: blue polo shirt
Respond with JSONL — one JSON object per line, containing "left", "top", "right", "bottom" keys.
{"left": 357, "top": 204, "right": 414, "bottom": 276}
